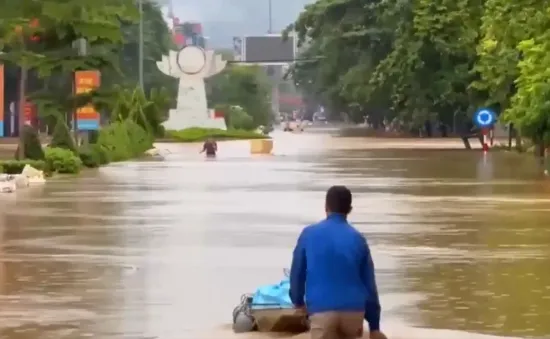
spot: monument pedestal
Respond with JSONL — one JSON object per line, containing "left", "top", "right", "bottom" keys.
{"left": 163, "top": 108, "right": 227, "bottom": 130}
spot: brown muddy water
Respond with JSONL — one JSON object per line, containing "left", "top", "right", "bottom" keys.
{"left": 0, "top": 131, "right": 549, "bottom": 339}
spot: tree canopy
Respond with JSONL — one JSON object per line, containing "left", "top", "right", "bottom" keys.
{"left": 207, "top": 65, "right": 272, "bottom": 129}
{"left": 287, "top": 0, "right": 550, "bottom": 145}
{"left": 0, "top": 0, "right": 175, "bottom": 117}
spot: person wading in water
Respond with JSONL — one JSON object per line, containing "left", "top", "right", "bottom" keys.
{"left": 290, "top": 185, "right": 386, "bottom": 339}
{"left": 200, "top": 138, "right": 218, "bottom": 158}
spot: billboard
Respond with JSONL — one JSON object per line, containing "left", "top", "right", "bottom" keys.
{"left": 74, "top": 70, "right": 100, "bottom": 130}
{"left": 240, "top": 34, "right": 296, "bottom": 65}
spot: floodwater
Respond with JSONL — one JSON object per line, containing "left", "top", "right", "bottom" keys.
{"left": 0, "top": 130, "right": 549, "bottom": 339}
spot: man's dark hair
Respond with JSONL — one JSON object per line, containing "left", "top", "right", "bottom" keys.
{"left": 325, "top": 185, "right": 352, "bottom": 214}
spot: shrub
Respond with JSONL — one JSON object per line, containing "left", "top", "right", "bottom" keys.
{"left": 97, "top": 120, "right": 153, "bottom": 162}
{"left": 126, "top": 119, "right": 154, "bottom": 156}
{"left": 219, "top": 105, "right": 256, "bottom": 131}
{"left": 165, "top": 127, "right": 267, "bottom": 142}
{"left": 44, "top": 147, "right": 82, "bottom": 174}
{"left": 78, "top": 145, "right": 99, "bottom": 168}
{"left": 14, "top": 125, "right": 45, "bottom": 160}
{"left": 88, "top": 130, "right": 99, "bottom": 144}
{"left": 50, "top": 119, "right": 77, "bottom": 152}
{"left": 92, "top": 144, "right": 110, "bottom": 165}
{"left": 78, "top": 144, "right": 109, "bottom": 168}
{"left": 146, "top": 87, "right": 171, "bottom": 137}
{"left": 229, "top": 107, "right": 255, "bottom": 130}
{"left": 0, "top": 160, "right": 46, "bottom": 174}
{"left": 97, "top": 121, "right": 131, "bottom": 162}
{"left": 156, "top": 124, "right": 166, "bottom": 138}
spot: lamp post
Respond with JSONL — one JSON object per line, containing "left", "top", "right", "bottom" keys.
{"left": 138, "top": 0, "right": 144, "bottom": 89}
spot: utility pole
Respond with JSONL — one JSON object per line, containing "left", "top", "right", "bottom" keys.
{"left": 138, "top": 0, "right": 144, "bottom": 89}
{"left": 76, "top": 38, "right": 87, "bottom": 144}
{"left": 17, "top": 34, "right": 27, "bottom": 159}
{"left": 267, "top": 0, "right": 279, "bottom": 123}
{"left": 17, "top": 65, "right": 26, "bottom": 159}
{"left": 268, "top": 0, "right": 272, "bottom": 33}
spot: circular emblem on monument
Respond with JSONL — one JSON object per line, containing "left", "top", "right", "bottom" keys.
{"left": 176, "top": 45, "right": 206, "bottom": 75}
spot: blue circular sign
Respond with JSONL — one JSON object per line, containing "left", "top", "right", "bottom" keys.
{"left": 473, "top": 108, "right": 496, "bottom": 128}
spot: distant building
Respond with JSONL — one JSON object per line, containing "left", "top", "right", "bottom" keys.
{"left": 172, "top": 20, "right": 206, "bottom": 49}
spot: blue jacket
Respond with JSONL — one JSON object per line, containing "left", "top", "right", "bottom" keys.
{"left": 289, "top": 213, "right": 381, "bottom": 331}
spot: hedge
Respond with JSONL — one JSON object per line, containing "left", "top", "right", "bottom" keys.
{"left": 0, "top": 159, "right": 47, "bottom": 174}
{"left": 96, "top": 120, "right": 153, "bottom": 162}
{"left": 165, "top": 127, "right": 267, "bottom": 142}
{"left": 1, "top": 120, "right": 154, "bottom": 175}
{"left": 44, "top": 147, "right": 82, "bottom": 174}
{"left": 0, "top": 149, "right": 82, "bottom": 175}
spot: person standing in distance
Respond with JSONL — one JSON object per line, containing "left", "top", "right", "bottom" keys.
{"left": 289, "top": 185, "right": 387, "bottom": 339}
{"left": 200, "top": 137, "right": 217, "bottom": 158}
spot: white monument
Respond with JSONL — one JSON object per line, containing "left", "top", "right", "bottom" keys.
{"left": 156, "top": 46, "right": 227, "bottom": 130}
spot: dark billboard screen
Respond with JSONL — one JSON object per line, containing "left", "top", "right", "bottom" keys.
{"left": 244, "top": 35, "right": 295, "bottom": 64}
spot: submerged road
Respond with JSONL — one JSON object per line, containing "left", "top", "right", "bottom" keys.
{"left": 0, "top": 131, "right": 549, "bottom": 339}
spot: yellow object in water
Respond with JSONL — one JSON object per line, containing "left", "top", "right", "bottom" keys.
{"left": 250, "top": 139, "right": 273, "bottom": 154}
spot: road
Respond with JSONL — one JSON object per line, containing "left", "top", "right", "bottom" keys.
{"left": 0, "top": 130, "right": 548, "bottom": 338}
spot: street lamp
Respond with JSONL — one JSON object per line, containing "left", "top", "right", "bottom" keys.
{"left": 138, "top": 0, "right": 144, "bottom": 89}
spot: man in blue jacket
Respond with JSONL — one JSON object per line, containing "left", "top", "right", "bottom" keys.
{"left": 289, "top": 186, "right": 387, "bottom": 339}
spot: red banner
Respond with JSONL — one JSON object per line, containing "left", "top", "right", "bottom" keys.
{"left": 24, "top": 101, "right": 36, "bottom": 126}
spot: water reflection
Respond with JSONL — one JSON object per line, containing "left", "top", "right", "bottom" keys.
{"left": 335, "top": 149, "right": 550, "bottom": 337}
{"left": 0, "top": 134, "right": 548, "bottom": 338}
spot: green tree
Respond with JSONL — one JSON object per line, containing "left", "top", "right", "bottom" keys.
{"left": 288, "top": 0, "right": 483, "bottom": 129}
{"left": 50, "top": 116, "right": 77, "bottom": 152}
{"left": 115, "top": 1, "right": 176, "bottom": 95}
{"left": 473, "top": 0, "right": 550, "bottom": 154}
{"left": 289, "top": 0, "right": 550, "bottom": 160}
{"left": 0, "top": 0, "right": 139, "bottom": 158}
{"left": 207, "top": 65, "right": 272, "bottom": 129}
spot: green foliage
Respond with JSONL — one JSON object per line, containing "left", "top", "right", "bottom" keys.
{"left": 221, "top": 105, "right": 255, "bottom": 130}
{"left": 14, "top": 125, "right": 45, "bottom": 160}
{"left": 0, "top": 0, "right": 138, "bottom": 73}
{"left": 44, "top": 147, "right": 82, "bottom": 174}
{"left": 0, "top": 160, "right": 46, "bottom": 174}
{"left": 115, "top": 1, "right": 176, "bottom": 95}
{"left": 146, "top": 87, "right": 170, "bottom": 137}
{"left": 78, "top": 144, "right": 108, "bottom": 168}
{"left": 89, "top": 130, "right": 99, "bottom": 144}
{"left": 93, "top": 144, "right": 109, "bottom": 165}
{"left": 49, "top": 118, "right": 77, "bottom": 152}
{"left": 207, "top": 65, "right": 272, "bottom": 129}
{"left": 102, "top": 85, "right": 168, "bottom": 137}
{"left": 166, "top": 128, "right": 267, "bottom": 143}
{"left": 288, "top": 0, "right": 483, "bottom": 126}
{"left": 97, "top": 120, "right": 153, "bottom": 162}
{"left": 0, "top": 0, "right": 174, "bottom": 140}
{"left": 504, "top": 37, "right": 550, "bottom": 145}
{"left": 79, "top": 119, "right": 151, "bottom": 168}
{"left": 287, "top": 0, "right": 550, "bottom": 151}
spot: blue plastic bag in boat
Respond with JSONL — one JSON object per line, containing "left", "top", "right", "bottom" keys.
{"left": 250, "top": 278, "right": 294, "bottom": 310}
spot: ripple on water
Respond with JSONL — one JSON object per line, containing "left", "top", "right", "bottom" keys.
{"left": 1, "top": 137, "right": 549, "bottom": 338}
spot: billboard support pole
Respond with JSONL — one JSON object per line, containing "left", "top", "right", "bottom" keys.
{"left": 268, "top": 0, "right": 272, "bottom": 33}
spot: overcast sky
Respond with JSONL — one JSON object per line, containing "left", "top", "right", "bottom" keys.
{"left": 170, "top": 0, "right": 312, "bottom": 26}
{"left": 160, "top": 0, "right": 313, "bottom": 46}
